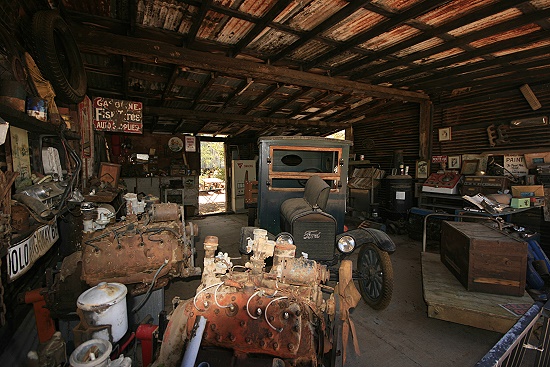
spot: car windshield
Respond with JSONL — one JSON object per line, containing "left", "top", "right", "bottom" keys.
{"left": 268, "top": 145, "right": 342, "bottom": 189}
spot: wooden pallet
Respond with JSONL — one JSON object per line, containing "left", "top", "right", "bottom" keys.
{"left": 422, "top": 251, "right": 534, "bottom": 333}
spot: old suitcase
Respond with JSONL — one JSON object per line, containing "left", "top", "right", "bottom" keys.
{"left": 440, "top": 221, "right": 527, "bottom": 296}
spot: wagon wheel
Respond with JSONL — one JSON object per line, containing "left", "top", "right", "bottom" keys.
{"left": 356, "top": 243, "right": 393, "bottom": 310}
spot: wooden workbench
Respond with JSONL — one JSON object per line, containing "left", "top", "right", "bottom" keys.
{"left": 422, "top": 251, "right": 534, "bottom": 333}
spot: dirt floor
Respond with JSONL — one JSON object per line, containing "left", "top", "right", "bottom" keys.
{"left": 165, "top": 213, "right": 507, "bottom": 367}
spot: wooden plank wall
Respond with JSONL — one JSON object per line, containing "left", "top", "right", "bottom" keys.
{"left": 352, "top": 102, "right": 421, "bottom": 175}
{"left": 353, "top": 82, "right": 550, "bottom": 247}
{"left": 433, "top": 83, "right": 550, "bottom": 157}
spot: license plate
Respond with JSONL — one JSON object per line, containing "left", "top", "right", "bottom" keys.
{"left": 7, "top": 222, "right": 59, "bottom": 281}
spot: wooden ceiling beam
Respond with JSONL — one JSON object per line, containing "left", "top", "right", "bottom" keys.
{"left": 359, "top": 8, "right": 550, "bottom": 82}
{"left": 299, "top": 94, "right": 352, "bottom": 120}
{"left": 264, "top": 87, "right": 313, "bottom": 117}
{"left": 241, "top": 84, "right": 280, "bottom": 114}
{"left": 406, "top": 45, "right": 550, "bottom": 89}
{"left": 332, "top": 0, "right": 528, "bottom": 76}
{"left": 233, "top": 0, "right": 294, "bottom": 56}
{"left": 161, "top": 66, "right": 181, "bottom": 103}
{"left": 414, "top": 56, "right": 550, "bottom": 91}
{"left": 73, "top": 25, "right": 428, "bottom": 102}
{"left": 270, "top": 0, "right": 372, "bottom": 63}
{"left": 374, "top": 31, "right": 550, "bottom": 86}
{"left": 145, "top": 106, "right": 351, "bottom": 128}
{"left": 186, "top": 0, "right": 212, "bottom": 48}
{"left": 302, "top": 0, "right": 452, "bottom": 71}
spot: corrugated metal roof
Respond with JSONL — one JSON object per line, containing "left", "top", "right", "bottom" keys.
{"left": 323, "top": 8, "right": 386, "bottom": 42}
{"left": 247, "top": 27, "right": 299, "bottom": 55}
{"left": 448, "top": 8, "right": 522, "bottom": 38}
{"left": 51, "top": 0, "right": 550, "bottom": 137}
{"left": 416, "top": 0, "right": 500, "bottom": 27}
{"left": 358, "top": 25, "right": 420, "bottom": 52}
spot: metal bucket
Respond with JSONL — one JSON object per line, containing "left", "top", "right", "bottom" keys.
{"left": 69, "top": 339, "right": 112, "bottom": 367}
{"left": 77, "top": 282, "right": 128, "bottom": 343}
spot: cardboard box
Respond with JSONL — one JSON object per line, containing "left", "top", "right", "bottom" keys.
{"left": 511, "top": 198, "right": 530, "bottom": 208}
{"left": 511, "top": 185, "right": 544, "bottom": 198}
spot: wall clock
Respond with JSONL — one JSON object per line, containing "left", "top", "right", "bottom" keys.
{"left": 168, "top": 137, "right": 183, "bottom": 152}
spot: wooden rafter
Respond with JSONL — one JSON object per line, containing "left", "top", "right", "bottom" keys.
{"left": 371, "top": 30, "right": 550, "bottom": 86}
{"left": 232, "top": 0, "right": 294, "bottom": 56}
{"left": 145, "top": 106, "right": 351, "bottom": 129}
{"left": 331, "top": 0, "right": 528, "bottom": 76}
{"left": 186, "top": 0, "right": 212, "bottom": 48}
{"left": 301, "top": 0, "right": 453, "bottom": 71}
{"left": 357, "top": 8, "right": 550, "bottom": 82}
{"left": 269, "top": 0, "right": 372, "bottom": 63}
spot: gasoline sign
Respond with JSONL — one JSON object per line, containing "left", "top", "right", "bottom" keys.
{"left": 93, "top": 97, "right": 143, "bottom": 134}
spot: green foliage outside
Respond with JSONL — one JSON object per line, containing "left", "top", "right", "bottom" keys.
{"left": 200, "top": 141, "right": 225, "bottom": 186}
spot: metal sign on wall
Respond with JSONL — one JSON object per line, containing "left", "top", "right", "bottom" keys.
{"left": 7, "top": 222, "right": 59, "bottom": 281}
{"left": 93, "top": 97, "right": 143, "bottom": 134}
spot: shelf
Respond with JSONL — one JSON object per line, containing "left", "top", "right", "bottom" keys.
{"left": 0, "top": 105, "right": 79, "bottom": 139}
{"left": 349, "top": 160, "right": 372, "bottom": 166}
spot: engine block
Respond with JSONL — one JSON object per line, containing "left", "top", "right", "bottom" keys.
{"left": 81, "top": 202, "right": 200, "bottom": 287}
{"left": 154, "top": 229, "right": 338, "bottom": 367}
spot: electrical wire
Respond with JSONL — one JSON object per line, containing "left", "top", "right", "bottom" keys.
{"left": 265, "top": 296, "right": 288, "bottom": 332}
{"left": 132, "top": 259, "right": 168, "bottom": 313}
{"left": 193, "top": 282, "right": 224, "bottom": 311}
{"left": 213, "top": 283, "right": 232, "bottom": 309}
{"left": 245, "top": 290, "right": 261, "bottom": 319}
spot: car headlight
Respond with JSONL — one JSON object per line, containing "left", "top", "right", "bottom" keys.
{"left": 275, "top": 232, "right": 294, "bottom": 246}
{"left": 337, "top": 235, "right": 355, "bottom": 253}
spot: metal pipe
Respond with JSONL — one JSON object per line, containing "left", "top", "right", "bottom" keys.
{"left": 180, "top": 316, "right": 207, "bottom": 367}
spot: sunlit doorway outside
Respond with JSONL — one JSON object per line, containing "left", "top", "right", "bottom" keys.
{"left": 199, "top": 141, "right": 226, "bottom": 214}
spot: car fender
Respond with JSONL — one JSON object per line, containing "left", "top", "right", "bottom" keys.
{"left": 341, "top": 228, "right": 396, "bottom": 254}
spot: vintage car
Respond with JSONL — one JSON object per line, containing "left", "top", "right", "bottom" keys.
{"left": 242, "top": 136, "right": 395, "bottom": 311}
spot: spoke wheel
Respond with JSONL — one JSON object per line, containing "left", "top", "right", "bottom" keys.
{"left": 357, "top": 243, "right": 393, "bottom": 310}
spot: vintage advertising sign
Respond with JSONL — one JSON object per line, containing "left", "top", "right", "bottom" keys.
{"left": 93, "top": 97, "right": 143, "bottom": 134}
{"left": 431, "top": 155, "right": 447, "bottom": 164}
{"left": 7, "top": 222, "right": 59, "bottom": 281}
{"left": 504, "top": 154, "right": 528, "bottom": 177}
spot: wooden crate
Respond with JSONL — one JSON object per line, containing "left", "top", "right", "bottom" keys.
{"left": 440, "top": 221, "right": 527, "bottom": 296}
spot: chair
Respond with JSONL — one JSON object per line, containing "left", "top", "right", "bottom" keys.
{"left": 280, "top": 175, "right": 330, "bottom": 227}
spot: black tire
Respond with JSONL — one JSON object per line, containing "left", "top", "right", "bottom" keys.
{"left": 32, "top": 10, "right": 87, "bottom": 104}
{"left": 357, "top": 243, "right": 393, "bottom": 310}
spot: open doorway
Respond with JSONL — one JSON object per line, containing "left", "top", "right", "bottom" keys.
{"left": 199, "top": 141, "right": 226, "bottom": 214}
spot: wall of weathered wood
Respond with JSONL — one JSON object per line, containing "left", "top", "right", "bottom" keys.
{"left": 352, "top": 82, "right": 550, "bottom": 245}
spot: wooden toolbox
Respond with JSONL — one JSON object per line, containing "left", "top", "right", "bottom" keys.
{"left": 440, "top": 221, "right": 527, "bottom": 296}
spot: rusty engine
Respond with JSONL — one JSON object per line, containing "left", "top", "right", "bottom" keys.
{"left": 154, "top": 228, "right": 357, "bottom": 367}
{"left": 47, "top": 194, "right": 201, "bottom": 319}
{"left": 80, "top": 195, "right": 201, "bottom": 290}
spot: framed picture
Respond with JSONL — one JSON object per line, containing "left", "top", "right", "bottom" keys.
{"left": 438, "top": 127, "right": 452, "bottom": 141}
{"left": 448, "top": 155, "right": 461, "bottom": 169}
{"left": 416, "top": 160, "right": 428, "bottom": 179}
{"left": 461, "top": 159, "right": 479, "bottom": 175}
